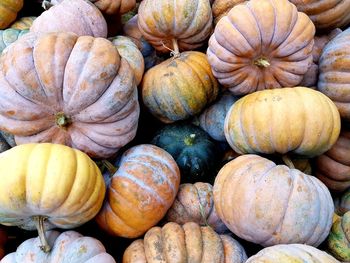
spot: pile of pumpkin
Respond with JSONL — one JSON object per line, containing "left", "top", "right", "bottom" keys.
{"left": 0, "top": 0, "right": 350, "bottom": 261}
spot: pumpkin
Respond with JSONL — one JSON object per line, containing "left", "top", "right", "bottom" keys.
{"left": 0, "top": 28, "right": 28, "bottom": 54}
{"left": 315, "top": 128, "right": 350, "bottom": 192}
{"left": 0, "top": 228, "right": 7, "bottom": 260}
{"left": 0, "top": 133, "right": 11, "bottom": 153}
{"left": 0, "top": 32, "right": 139, "bottom": 159}
{"left": 0, "top": 143, "right": 105, "bottom": 252}
{"left": 30, "top": 0, "right": 108, "bottom": 38}
{"left": 122, "top": 222, "right": 247, "bottom": 263}
{"left": 0, "top": 230, "right": 116, "bottom": 262}
{"left": 318, "top": 28, "right": 350, "bottom": 120}
{"left": 207, "top": 0, "right": 315, "bottom": 95}
{"left": 328, "top": 213, "right": 350, "bottom": 261}
{"left": 0, "top": 131, "right": 15, "bottom": 148}
{"left": 10, "top": 16, "right": 36, "bottom": 30}
{"left": 335, "top": 188, "right": 350, "bottom": 215}
{"left": 137, "top": 0, "right": 213, "bottom": 53}
{"left": 212, "top": 0, "right": 245, "bottom": 25}
{"left": 151, "top": 123, "right": 220, "bottom": 183}
{"left": 0, "top": 0, "right": 23, "bottom": 29}
{"left": 199, "top": 92, "right": 239, "bottom": 142}
{"left": 165, "top": 182, "right": 228, "bottom": 233}
{"left": 109, "top": 35, "right": 144, "bottom": 85}
{"left": 246, "top": 244, "right": 339, "bottom": 262}
{"left": 224, "top": 87, "right": 341, "bottom": 157}
{"left": 142, "top": 51, "right": 219, "bottom": 123}
{"left": 96, "top": 144, "right": 180, "bottom": 238}
{"left": 213, "top": 154, "right": 334, "bottom": 247}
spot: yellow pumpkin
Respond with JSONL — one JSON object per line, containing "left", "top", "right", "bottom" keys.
{"left": 0, "top": 0, "right": 23, "bottom": 29}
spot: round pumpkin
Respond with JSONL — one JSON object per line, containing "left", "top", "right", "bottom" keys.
{"left": 123, "top": 222, "right": 247, "bottom": 263}
{"left": 142, "top": 51, "right": 219, "bottom": 123}
{"left": 224, "top": 87, "right": 341, "bottom": 157}
{"left": 327, "top": 213, "right": 350, "bottom": 261}
{"left": 0, "top": 32, "right": 139, "bottom": 159}
{"left": 0, "top": 143, "right": 105, "bottom": 252}
{"left": 165, "top": 182, "right": 228, "bottom": 233}
{"left": 318, "top": 28, "right": 350, "bottom": 120}
{"left": 30, "top": 0, "right": 108, "bottom": 38}
{"left": 0, "top": 230, "right": 116, "bottom": 262}
{"left": 0, "top": 28, "right": 28, "bottom": 54}
{"left": 0, "top": 0, "right": 23, "bottom": 29}
{"left": 96, "top": 144, "right": 180, "bottom": 238}
{"left": 212, "top": 0, "right": 245, "bottom": 25}
{"left": 10, "top": 16, "right": 36, "bottom": 30}
{"left": 207, "top": 0, "right": 315, "bottom": 95}
{"left": 137, "top": 0, "right": 213, "bottom": 53}
{"left": 213, "top": 154, "right": 334, "bottom": 247}
{"left": 246, "top": 244, "right": 339, "bottom": 262}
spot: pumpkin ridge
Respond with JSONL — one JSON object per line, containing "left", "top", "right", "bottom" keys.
{"left": 104, "top": 202, "right": 138, "bottom": 233}
{"left": 227, "top": 12, "right": 255, "bottom": 52}
{"left": 292, "top": 88, "right": 307, "bottom": 152}
{"left": 246, "top": 3, "right": 263, "bottom": 55}
{"left": 237, "top": 99, "right": 252, "bottom": 153}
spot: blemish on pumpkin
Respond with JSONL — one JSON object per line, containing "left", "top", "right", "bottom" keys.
{"left": 100, "top": 72, "right": 108, "bottom": 79}
{"left": 78, "top": 245, "right": 87, "bottom": 254}
{"left": 6, "top": 110, "right": 15, "bottom": 116}
{"left": 297, "top": 186, "right": 302, "bottom": 192}
{"left": 287, "top": 178, "right": 292, "bottom": 186}
{"left": 163, "top": 72, "right": 174, "bottom": 77}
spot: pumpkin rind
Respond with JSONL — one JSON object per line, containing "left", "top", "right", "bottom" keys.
{"left": 0, "top": 28, "right": 28, "bottom": 54}
{"left": 207, "top": 0, "right": 315, "bottom": 95}
{"left": 224, "top": 87, "right": 341, "bottom": 157}
{"left": 0, "top": 0, "right": 23, "bottom": 29}
{"left": 335, "top": 188, "right": 350, "bottom": 216}
{"left": 96, "top": 144, "right": 180, "bottom": 238}
{"left": 328, "top": 213, "right": 350, "bottom": 261}
{"left": 0, "top": 32, "right": 140, "bottom": 159}
{"left": 10, "top": 16, "right": 36, "bottom": 30}
{"left": 212, "top": 0, "right": 245, "bottom": 24}
{"left": 213, "top": 154, "right": 334, "bottom": 247}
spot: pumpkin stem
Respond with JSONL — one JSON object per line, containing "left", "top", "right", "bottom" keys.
{"left": 282, "top": 155, "right": 295, "bottom": 169}
{"left": 33, "top": 216, "right": 51, "bottom": 253}
{"left": 55, "top": 112, "right": 71, "bottom": 128}
{"left": 184, "top": 134, "right": 196, "bottom": 146}
{"left": 171, "top": 39, "right": 180, "bottom": 58}
{"left": 254, "top": 57, "right": 270, "bottom": 68}
{"left": 41, "top": 0, "right": 53, "bottom": 9}
{"left": 101, "top": 160, "right": 118, "bottom": 176}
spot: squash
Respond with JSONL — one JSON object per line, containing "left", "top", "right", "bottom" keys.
{"left": 165, "top": 182, "right": 228, "bottom": 233}
{"left": 30, "top": 0, "right": 108, "bottom": 38}
{"left": 246, "top": 244, "right": 339, "bottom": 262}
{"left": 207, "top": 0, "right": 315, "bottom": 95}
{"left": 109, "top": 35, "right": 144, "bottom": 85}
{"left": 142, "top": 51, "right": 219, "bottom": 123}
{"left": 318, "top": 28, "right": 350, "bottom": 120}
{"left": 0, "top": 32, "right": 139, "bottom": 159}
{"left": 199, "top": 92, "right": 239, "bottom": 142}
{"left": 0, "top": 230, "right": 116, "bottom": 262}
{"left": 212, "top": 0, "right": 245, "bottom": 25}
{"left": 137, "top": 0, "right": 213, "bottom": 53}
{"left": 0, "top": 28, "right": 28, "bottom": 54}
{"left": 96, "top": 144, "right": 180, "bottom": 238}
{"left": 213, "top": 154, "right": 334, "bottom": 247}
{"left": 328, "top": 213, "right": 350, "bottom": 261}
{"left": 0, "top": 143, "right": 105, "bottom": 252}
{"left": 122, "top": 222, "right": 247, "bottom": 263}
{"left": 10, "top": 16, "right": 36, "bottom": 30}
{"left": 0, "top": 0, "right": 23, "bottom": 29}
{"left": 151, "top": 123, "right": 220, "bottom": 183}
{"left": 224, "top": 87, "right": 341, "bottom": 157}
{"left": 335, "top": 188, "right": 350, "bottom": 216}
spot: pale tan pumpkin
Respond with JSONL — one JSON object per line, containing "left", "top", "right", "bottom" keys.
{"left": 0, "top": 0, "right": 23, "bottom": 29}
{"left": 212, "top": 0, "right": 245, "bottom": 24}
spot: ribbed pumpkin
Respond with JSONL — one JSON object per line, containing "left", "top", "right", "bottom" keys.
{"left": 0, "top": 143, "right": 105, "bottom": 252}
{"left": 335, "top": 188, "right": 350, "bottom": 216}
{"left": 0, "top": 231, "right": 116, "bottom": 262}
{"left": 224, "top": 87, "right": 341, "bottom": 157}
{"left": 142, "top": 51, "right": 219, "bottom": 123}
{"left": 96, "top": 144, "right": 180, "bottom": 238}
{"left": 315, "top": 128, "right": 350, "bottom": 192}
{"left": 137, "top": 0, "right": 213, "bottom": 53}
{"left": 246, "top": 244, "right": 339, "bottom": 263}
{"left": 318, "top": 28, "right": 350, "bottom": 120}
{"left": 30, "top": 0, "right": 108, "bottom": 38}
{"left": 10, "top": 16, "right": 36, "bottom": 30}
{"left": 0, "top": 28, "right": 28, "bottom": 54}
{"left": 327, "top": 213, "right": 350, "bottom": 261}
{"left": 213, "top": 154, "right": 334, "bottom": 247}
{"left": 123, "top": 222, "right": 247, "bottom": 263}
{"left": 212, "top": 0, "right": 245, "bottom": 24}
{"left": 0, "top": 32, "right": 139, "bottom": 159}
{"left": 207, "top": 0, "right": 315, "bottom": 95}
{"left": 0, "top": 0, "right": 23, "bottom": 29}
{"left": 166, "top": 182, "right": 228, "bottom": 233}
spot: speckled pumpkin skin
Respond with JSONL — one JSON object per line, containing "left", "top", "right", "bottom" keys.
{"left": 0, "top": 28, "right": 28, "bottom": 54}
{"left": 328, "top": 213, "right": 350, "bottom": 261}
{"left": 122, "top": 222, "right": 247, "bottom": 263}
{"left": 142, "top": 51, "right": 219, "bottom": 123}
{"left": 213, "top": 154, "right": 334, "bottom": 247}
{"left": 0, "top": 0, "right": 23, "bottom": 29}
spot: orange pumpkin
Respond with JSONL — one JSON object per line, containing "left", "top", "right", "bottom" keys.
{"left": 0, "top": 0, "right": 23, "bottom": 29}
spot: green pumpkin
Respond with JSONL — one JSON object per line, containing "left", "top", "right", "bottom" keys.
{"left": 328, "top": 212, "right": 350, "bottom": 261}
{"left": 0, "top": 28, "right": 28, "bottom": 53}
{"left": 151, "top": 123, "right": 220, "bottom": 183}
{"left": 334, "top": 188, "right": 350, "bottom": 216}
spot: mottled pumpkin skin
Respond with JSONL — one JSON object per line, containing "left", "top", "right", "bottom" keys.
{"left": 30, "top": 0, "right": 108, "bottom": 38}
{"left": 138, "top": 0, "right": 213, "bottom": 53}
{"left": 212, "top": 0, "right": 245, "bottom": 24}
{"left": 0, "top": 231, "right": 116, "bottom": 263}
{"left": 0, "top": 32, "right": 139, "bottom": 159}
{"left": 166, "top": 182, "right": 228, "bottom": 233}
{"left": 96, "top": 144, "right": 180, "bottom": 238}
{"left": 328, "top": 213, "right": 350, "bottom": 261}
{"left": 0, "top": 28, "right": 28, "bottom": 54}
{"left": 224, "top": 87, "right": 341, "bottom": 157}
{"left": 10, "top": 16, "right": 36, "bottom": 30}
{"left": 318, "top": 28, "right": 350, "bottom": 120}
{"left": 213, "top": 155, "right": 334, "bottom": 247}
{"left": 142, "top": 51, "right": 219, "bottom": 123}
{"left": 315, "top": 130, "right": 350, "bottom": 192}
{"left": 207, "top": 0, "right": 315, "bottom": 95}
{"left": 123, "top": 222, "right": 247, "bottom": 263}
{"left": 0, "top": 0, "right": 23, "bottom": 29}
{"left": 290, "top": 0, "right": 350, "bottom": 30}
{"left": 246, "top": 244, "right": 339, "bottom": 263}
{"left": 0, "top": 143, "right": 105, "bottom": 231}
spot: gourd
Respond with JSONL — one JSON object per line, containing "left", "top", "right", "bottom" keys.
{"left": 327, "top": 212, "right": 350, "bottom": 261}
